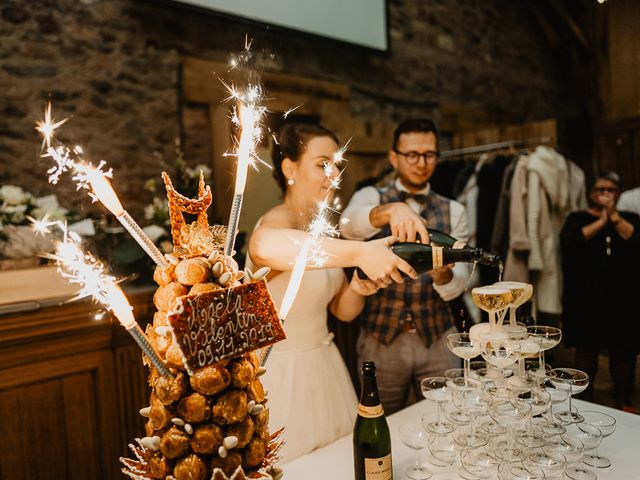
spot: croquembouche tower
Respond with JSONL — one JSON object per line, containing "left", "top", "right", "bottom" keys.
{"left": 120, "top": 171, "right": 286, "bottom": 480}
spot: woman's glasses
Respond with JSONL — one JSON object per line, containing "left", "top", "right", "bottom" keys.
{"left": 593, "top": 187, "right": 618, "bottom": 194}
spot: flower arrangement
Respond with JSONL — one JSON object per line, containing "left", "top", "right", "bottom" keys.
{"left": 0, "top": 185, "right": 84, "bottom": 263}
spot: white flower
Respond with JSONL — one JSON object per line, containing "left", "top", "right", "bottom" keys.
{"left": 69, "top": 219, "right": 96, "bottom": 236}
{"left": 0, "top": 185, "right": 28, "bottom": 205}
{"left": 143, "top": 224, "right": 168, "bottom": 243}
{"left": 34, "top": 194, "right": 60, "bottom": 211}
{"left": 185, "top": 164, "right": 212, "bottom": 180}
{"left": 144, "top": 203, "right": 156, "bottom": 221}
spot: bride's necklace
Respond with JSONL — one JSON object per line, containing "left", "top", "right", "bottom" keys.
{"left": 284, "top": 199, "right": 313, "bottom": 231}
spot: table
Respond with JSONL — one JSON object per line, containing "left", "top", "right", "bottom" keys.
{"left": 284, "top": 399, "right": 640, "bottom": 479}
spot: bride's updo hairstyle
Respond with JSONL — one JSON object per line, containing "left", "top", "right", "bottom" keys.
{"left": 272, "top": 122, "right": 339, "bottom": 193}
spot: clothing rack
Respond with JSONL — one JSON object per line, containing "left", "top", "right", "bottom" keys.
{"left": 439, "top": 136, "right": 553, "bottom": 159}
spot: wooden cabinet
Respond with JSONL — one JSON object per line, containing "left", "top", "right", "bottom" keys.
{"left": 0, "top": 288, "right": 154, "bottom": 480}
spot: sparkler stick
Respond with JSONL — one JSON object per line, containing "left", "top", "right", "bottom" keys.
{"left": 87, "top": 171, "right": 169, "bottom": 268}
{"left": 44, "top": 224, "right": 172, "bottom": 377}
{"left": 222, "top": 39, "right": 266, "bottom": 257}
{"left": 260, "top": 143, "right": 349, "bottom": 366}
{"left": 224, "top": 103, "right": 257, "bottom": 256}
{"left": 37, "top": 103, "right": 169, "bottom": 269}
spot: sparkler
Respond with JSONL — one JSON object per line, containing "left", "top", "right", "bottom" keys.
{"left": 223, "top": 40, "right": 266, "bottom": 257}
{"left": 42, "top": 222, "right": 171, "bottom": 377}
{"left": 37, "top": 103, "right": 169, "bottom": 268}
{"left": 260, "top": 141, "right": 349, "bottom": 366}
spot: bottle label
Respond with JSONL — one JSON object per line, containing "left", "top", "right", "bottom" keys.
{"left": 432, "top": 246, "right": 443, "bottom": 268}
{"left": 358, "top": 403, "right": 384, "bottom": 418}
{"left": 453, "top": 240, "right": 466, "bottom": 249}
{"left": 364, "top": 454, "right": 393, "bottom": 480}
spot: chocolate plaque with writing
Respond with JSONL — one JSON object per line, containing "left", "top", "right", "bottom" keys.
{"left": 168, "top": 280, "right": 286, "bottom": 370}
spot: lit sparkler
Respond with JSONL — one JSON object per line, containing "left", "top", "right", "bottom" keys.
{"left": 260, "top": 141, "right": 349, "bottom": 366}
{"left": 43, "top": 223, "right": 171, "bottom": 377}
{"left": 222, "top": 40, "right": 267, "bottom": 257}
{"left": 37, "top": 104, "right": 169, "bottom": 268}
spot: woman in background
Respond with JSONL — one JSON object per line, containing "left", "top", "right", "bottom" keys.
{"left": 561, "top": 171, "right": 640, "bottom": 412}
{"left": 247, "top": 123, "right": 415, "bottom": 462}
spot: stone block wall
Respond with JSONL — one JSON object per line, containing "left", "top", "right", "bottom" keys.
{"left": 1, "top": 0, "right": 566, "bottom": 215}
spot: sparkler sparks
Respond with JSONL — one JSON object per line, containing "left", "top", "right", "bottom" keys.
{"left": 222, "top": 41, "right": 268, "bottom": 257}
{"left": 37, "top": 104, "right": 168, "bottom": 268}
{"left": 283, "top": 104, "right": 302, "bottom": 119}
{"left": 42, "top": 221, "right": 170, "bottom": 376}
{"left": 35, "top": 101, "right": 69, "bottom": 150}
{"left": 277, "top": 140, "right": 349, "bottom": 318}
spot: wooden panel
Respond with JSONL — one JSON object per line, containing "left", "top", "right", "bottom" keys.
{"left": 603, "top": 0, "right": 640, "bottom": 122}
{"left": 62, "top": 372, "right": 101, "bottom": 479}
{"left": 18, "top": 380, "right": 68, "bottom": 479}
{"left": 115, "top": 344, "right": 149, "bottom": 454}
{"left": 0, "top": 289, "right": 153, "bottom": 480}
{"left": 0, "top": 390, "right": 24, "bottom": 479}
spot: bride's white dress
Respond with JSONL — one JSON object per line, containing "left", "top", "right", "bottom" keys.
{"left": 253, "top": 265, "right": 358, "bottom": 463}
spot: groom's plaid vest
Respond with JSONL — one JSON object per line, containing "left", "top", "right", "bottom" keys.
{"left": 360, "top": 181, "right": 454, "bottom": 347}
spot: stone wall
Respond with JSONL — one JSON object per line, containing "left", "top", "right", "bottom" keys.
{"left": 0, "top": 0, "right": 566, "bottom": 215}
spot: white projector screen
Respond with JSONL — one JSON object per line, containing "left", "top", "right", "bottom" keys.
{"left": 171, "top": 0, "right": 388, "bottom": 51}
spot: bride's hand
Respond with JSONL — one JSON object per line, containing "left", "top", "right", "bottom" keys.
{"left": 355, "top": 236, "right": 417, "bottom": 287}
{"left": 349, "top": 270, "right": 380, "bottom": 296}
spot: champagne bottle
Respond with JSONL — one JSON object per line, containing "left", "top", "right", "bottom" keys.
{"left": 427, "top": 228, "right": 499, "bottom": 266}
{"left": 356, "top": 241, "right": 498, "bottom": 279}
{"left": 353, "top": 361, "right": 393, "bottom": 480}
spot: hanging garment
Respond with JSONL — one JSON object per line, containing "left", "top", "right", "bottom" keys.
{"left": 503, "top": 155, "right": 531, "bottom": 283}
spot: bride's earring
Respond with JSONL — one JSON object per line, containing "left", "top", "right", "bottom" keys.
{"left": 287, "top": 178, "right": 295, "bottom": 186}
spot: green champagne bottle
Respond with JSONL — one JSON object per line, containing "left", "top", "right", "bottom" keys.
{"left": 426, "top": 228, "right": 500, "bottom": 266}
{"left": 356, "top": 241, "right": 498, "bottom": 279}
{"left": 353, "top": 361, "right": 393, "bottom": 480}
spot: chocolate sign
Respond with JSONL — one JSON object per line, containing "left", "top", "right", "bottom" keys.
{"left": 168, "top": 280, "right": 286, "bottom": 371}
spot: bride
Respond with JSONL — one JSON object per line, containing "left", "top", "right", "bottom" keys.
{"left": 247, "top": 123, "right": 415, "bottom": 463}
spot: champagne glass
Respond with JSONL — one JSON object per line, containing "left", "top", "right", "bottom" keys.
{"left": 509, "top": 334, "right": 542, "bottom": 389}
{"left": 472, "top": 285, "right": 512, "bottom": 330}
{"left": 550, "top": 368, "right": 589, "bottom": 424}
{"left": 480, "top": 337, "right": 521, "bottom": 371}
{"left": 527, "top": 325, "right": 562, "bottom": 374}
{"left": 489, "top": 397, "right": 532, "bottom": 463}
{"left": 452, "top": 378, "right": 489, "bottom": 448}
{"left": 580, "top": 411, "right": 616, "bottom": 468}
{"left": 398, "top": 423, "right": 432, "bottom": 480}
{"left": 460, "top": 447, "right": 499, "bottom": 479}
{"left": 524, "top": 451, "right": 566, "bottom": 479}
{"left": 543, "top": 435, "right": 584, "bottom": 466}
{"left": 443, "top": 368, "right": 472, "bottom": 425}
{"left": 562, "top": 423, "right": 602, "bottom": 480}
{"left": 493, "top": 281, "right": 532, "bottom": 330}
{"left": 427, "top": 431, "right": 458, "bottom": 467}
{"left": 514, "top": 387, "right": 551, "bottom": 449}
{"left": 537, "top": 378, "right": 569, "bottom": 436}
{"left": 420, "top": 377, "right": 454, "bottom": 435}
{"left": 497, "top": 462, "right": 545, "bottom": 480}
{"left": 447, "top": 332, "right": 480, "bottom": 383}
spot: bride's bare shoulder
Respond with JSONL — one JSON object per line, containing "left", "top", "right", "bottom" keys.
{"left": 257, "top": 204, "right": 297, "bottom": 229}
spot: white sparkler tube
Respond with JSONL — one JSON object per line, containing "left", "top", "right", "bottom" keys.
{"left": 117, "top": 211, "right": 169, "bottom": 268}
{"left": 107, "top": 283, "right": 172, "bottom": 378}
{"left": 88, "top": 171, "right": 169, "bottom": 268}
{"left": 224, "top": 193, "right": 244, "bottom": 257}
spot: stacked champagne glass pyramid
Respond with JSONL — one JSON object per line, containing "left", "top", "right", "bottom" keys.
{"left": 408, "top": 282, "right": 616, "bottom": 480}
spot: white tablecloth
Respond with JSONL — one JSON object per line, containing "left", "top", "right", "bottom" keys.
{"left": 283, "top": 399, "right": 640, "bottom": 479}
